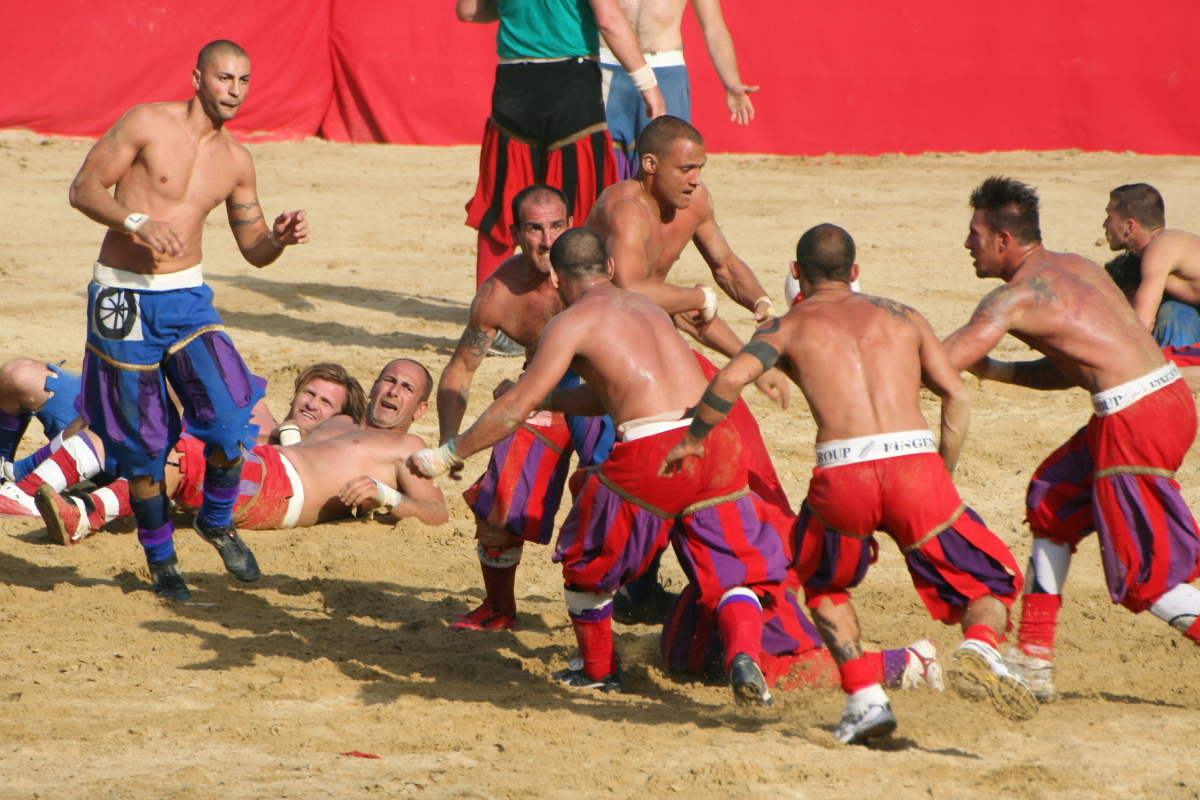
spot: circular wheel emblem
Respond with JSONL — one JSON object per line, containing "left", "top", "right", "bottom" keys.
{"left": 95, "top": 288, "right": 139, "bottom": 339}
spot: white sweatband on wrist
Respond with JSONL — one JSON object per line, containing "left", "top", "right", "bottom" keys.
{"left": 267, "top": 230, "right": 285, "bottom": 249}
{"left": 371, "top": 478, "right": 404, "bottom": 511}
{"left": 411, "top": 440, "right": 466, "bottom": 477}
{"left": 629, "top": 64, "right": 659, "bottom": 92}
{"left": 698, "top": 285, "right": 718, "bottom": 322}
{"left": 277, "top": 422, "right": 302, "bottom": 446}
{"left": 123, "top": 213, "right": 149, "bottom": 234}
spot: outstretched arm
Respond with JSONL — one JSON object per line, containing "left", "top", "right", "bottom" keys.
{"left": 691, "top": 0, "right": 759, "bottom": 125}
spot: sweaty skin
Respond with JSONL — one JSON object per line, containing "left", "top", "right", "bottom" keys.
{"left": 945, "top": 210, "right": 1165, "bottom": 391}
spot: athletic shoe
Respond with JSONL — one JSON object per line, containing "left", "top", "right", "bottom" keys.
{"left": 553, "top": 664, "right": 624, "bottom": 693}
{"left": 729, "top": 652, "right": 774, "bottom": 707}
{"left": 1003, "top": 646, "right": 1058, "bottom": 703}
{"left": 488, "top": 331, "right": 525, "bottom": 357}
{"left": 450, "top": 601, "right": 516, "bottom": 631}
{"left": 147, "top": 554, "right": 192, "bottom": 601}
{"left": 35, "top": 485, "right": 95, "bottom": 546}
{"left": 900, "top": 639, "right": 944, "bottom": 691}
{"left": 833, "top": 692, "right": 897, "bottom": 744}
{"left": 949, "top": 639, "right": 1039, "bottom": 720}
{"left": 193, "top": 517, "right": 260, "bottom": 582}
{"left": 0, "top": 481, "right": 38, "bottom": 518}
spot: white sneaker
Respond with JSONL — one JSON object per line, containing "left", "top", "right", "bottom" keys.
{"left": 1003, "top": 646, "right": 1058, "bottom": 703}
{"left": 833, "top": 685, "right": 896, "bottom": 744}
{"left": 900, "top": 639, "right": 944, "bottom": 691}
{"left": 949, "top": 639, "right": 1038, "bottom": 720}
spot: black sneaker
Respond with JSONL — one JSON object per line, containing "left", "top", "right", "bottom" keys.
{"left": 148, "top": 554, "right": 192, "bottom": 601}
{"left": 729, "top": 652, "right": 774, "bottom": 707}
{"left": 193, "top": 517, "right": 260, "bottom": 582}
{"left": 553, "top": 664, "right": 624, "bottom": 694}
{"left": 488, "top": 331, "right": 525, "bottom": 357}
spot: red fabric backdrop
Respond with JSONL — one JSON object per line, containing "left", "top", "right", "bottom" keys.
{"left": 3, "top": 1, "right": 1197, "bottom": 155}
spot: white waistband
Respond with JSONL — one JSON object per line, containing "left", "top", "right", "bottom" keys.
{"left": 599, "top": 47, "right": 686, "bottom": 68}
{"left": 1091, "top": 363, "right": 1181, "bottom": 417}
{"left": 92, "top": 262, "right": 204, "bottom": 291}
{"left": 815, "top": 430, "right": 938, "bottom": 468}
{"left": 278, "top": 452, "right": 305, "bottom": 530}
{"left": 618, "top": 412, "right": 691, "bottom": 443}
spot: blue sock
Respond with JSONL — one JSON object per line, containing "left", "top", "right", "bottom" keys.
{"left": 131, "top": 493, "right": 175, "bottom": 563}
{"left": 199, "top": 459, "right": 243, "bottom": 528}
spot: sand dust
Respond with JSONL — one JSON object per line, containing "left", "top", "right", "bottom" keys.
{"left": 2, "top": 130, "right": 1199, "bottom": 799}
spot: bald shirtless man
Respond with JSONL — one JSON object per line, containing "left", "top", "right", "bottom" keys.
{"left": 411, "top": 228, "right": 787, "bottom": 704}
{"left": 36, "top": 360, "right": 446, "bottom": 557}
{"left": 601, "top": 0, "right": 758, "bottom": 177}
{"left": 68, "top": 39, "right": 309, "bottom": 599}
{"left": 438, "top": 184, "right": 614, "bottom": 631}
{"left": 662, "top": 224, "right": 1031, "bottom": 744}
{"left": 1102, "top": 183, "right": 1200, "bottom": 347}
{"left": 944, "top": 176, "right": 1200, "bottom": 702}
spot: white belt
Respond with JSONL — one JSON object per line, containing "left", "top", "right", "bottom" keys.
{"left": 1091, "top": 363, "right": 1181, "bottom": 417}
{"left": 93, "top": 262, "right": 204, "bottom": 291}
{"left": 815, "top": 430, "right": 938, "bottom": 469}
{"left": 618, "top": 412, "right": 690, "bottom": 443}
{"left": 278, "top": 452, "right": 305, "bottom": 530}
{"left": 599, "top": 47, "right": 686, "bottom": 68}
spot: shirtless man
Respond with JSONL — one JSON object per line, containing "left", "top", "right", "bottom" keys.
{"left": 68, "top": 40, "right": 309, "bottom": 599}
{"left": 944, "top": 176, "right": 1200, "bottom": 701}
{"left": 601, "top": 0, "right": 758, "bottom": 176}
{"left": 411, "top": 228, "right": 786, "bottom": 705}
{"left": 36, "top": 360, "right": 445, "bottom": 555}
{"left": 662, "top": 223, "right": 1031, "bottom": 744}
{"left": 438, "top": 184, "right": 614, "bottom": 631}
{"left": 1102, "top": 183, "right": 1200, "bottom": 347}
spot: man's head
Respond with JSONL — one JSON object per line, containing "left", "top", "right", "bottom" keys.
{"left": 365, "top": 359, "right": 432, "bottom": 430}
{"left": 965, "top": 176, "right": 1042, "bottom": 278}
{"left": 1104, "top": 183, "right": 1165, "bottom": 251}
{"left": 287, "top": 362, "right": 366, "bottom": 434}
{"left": 549, "top": 228, "right": 610, "bottom": 303}
{"left": 793, "top": 224, "right": 857, "bottom": 288}
{"left": 192, "top": 40, "right": 251, "bottom": 124}
{"left": 509, "top": 184, "right": 571, "bottom": 274}
{"left": 637, "top": 116, "right": 706, "bottom": 210}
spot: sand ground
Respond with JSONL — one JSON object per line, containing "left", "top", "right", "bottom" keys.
{"left": 2, "top": 130, "right": 1199, "bottom": 799}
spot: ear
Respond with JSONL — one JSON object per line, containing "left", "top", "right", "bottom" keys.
{"left": 411, "top": 401, "right": 428, "bottom": 422}
{"left": 849, "top": 263, "right": 861, "bottom": 282}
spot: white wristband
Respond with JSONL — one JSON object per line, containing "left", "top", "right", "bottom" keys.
{"left": 123, "top": 213, "right": 149, "bottom": 234}
{"left": 267, "top": 230, "right": 285, "bottom": 249}
{"left": 629, "top": 64, "right": 659, "bottom": 92}
{"left": 371, "top": 478, "right": 404, "bottom": 511}
{"left": 277, "top": 422, "right": 302, "bottom": 446}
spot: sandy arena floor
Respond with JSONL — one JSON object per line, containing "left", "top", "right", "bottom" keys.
{"left": 2, "top": 130, "right": 1199, "bottom": 799}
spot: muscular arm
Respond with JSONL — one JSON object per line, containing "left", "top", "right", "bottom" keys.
{"left": 914, "top": 313, "right": 970, "bottom": 475}
{"left": 691, "top": 0, "right": 759, "bottom": 125}
{"left": 456, "top": 0, "right": 498, "bottom": 22}
{"left": 588, "top": 0, "right": 667, "bottom": 117}
{"left": 1132, "top": 244, "right": 1172, "bottom": 332}
{"left": 437, "top": 307, "right": 498, "bottom": 444}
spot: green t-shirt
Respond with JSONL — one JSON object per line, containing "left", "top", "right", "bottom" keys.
{"left": 495, "top": 0, "right": 599, "bottom": 60}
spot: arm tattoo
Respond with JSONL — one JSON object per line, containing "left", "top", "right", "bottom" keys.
{"left": 1027, "top": 276, "right": 1059, "bottom": 304}
{"left": 741, "top": 339, "right": 780, "bottom": 372}
{"left": 700, "top": 387, "right": 735, "bottom": 414}
{"left": 229, "top": 200, "right": 260, "bottom": 211}
{"left": 230, "top": 214, "right": 264, "bottom": 227}
{"left": 865, "top": 296, "right": 912, "bottom": 321}
{"left": 460, "top": 326, "right": 494, "bottom": 360}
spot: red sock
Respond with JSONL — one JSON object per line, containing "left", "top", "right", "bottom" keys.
{"left": 571, "top": 616, "right": 618, "bottom": 680}
{"left": 837, "top": 655, "right": 877, "bottom": 694}
{"left": 476, "top": 232, "right": 512, "bottom": 289}
{"left": 480, "top": 562, "right": 517, "bottom": 617}
{"left": 964, "top": 623, "right": 1003, "bottom": 649}
{"left": 1017, "top": 593, "right": 1062, "bottom": 658}
{"left": 717, "top": 598, "right": 763, "bottom": 673}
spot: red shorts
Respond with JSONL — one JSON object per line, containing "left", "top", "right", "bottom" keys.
{"left": 794, "top": 452, "right": 1022, "bottom": 624}
{"left": 554, "top": 419, "right": 788, "bottom": 613}
{"left": 174, "top": 437, "right": 297, "bottom": 529}
{"left": 1026, "top": 379, "right": 1200, "bottom": 611}
{"left": 463, "top": 412, "right": 575, "bottom": 545}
